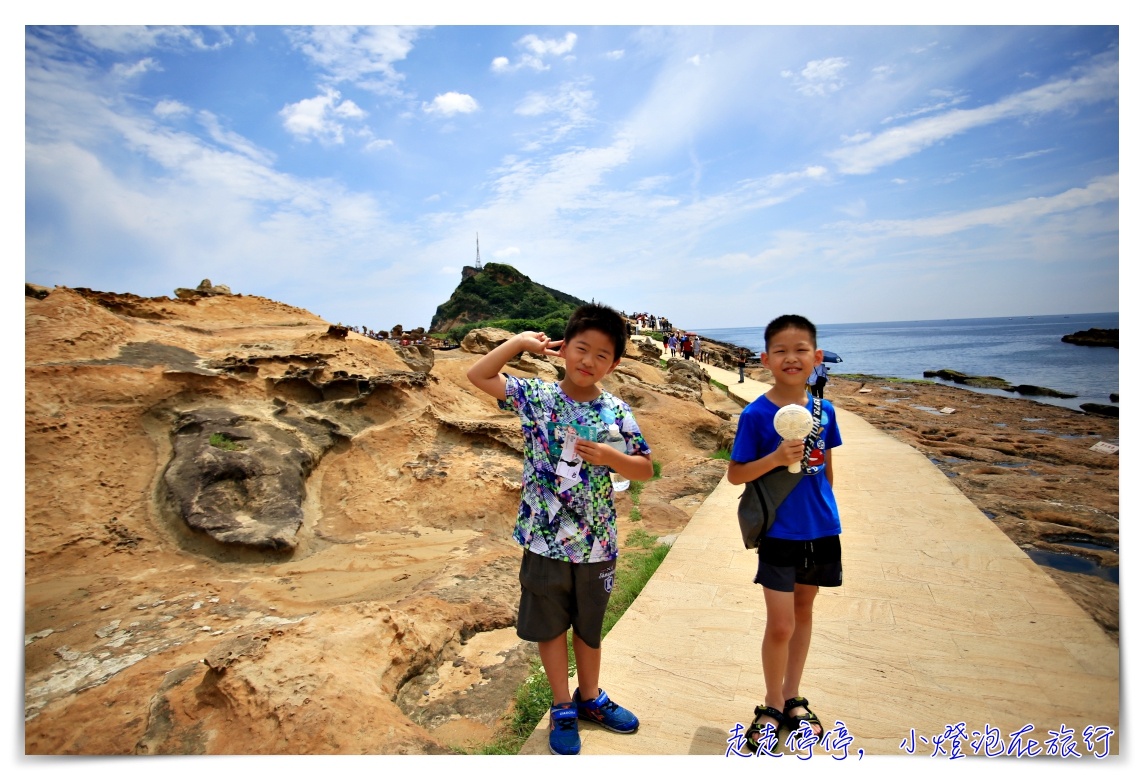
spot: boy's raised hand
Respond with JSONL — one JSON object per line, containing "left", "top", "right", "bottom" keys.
{"left": 466, "top": 330, "right": 563, "bottom": 402}
{"left": 517, "top": 331, "right": 563, "bottom": 357}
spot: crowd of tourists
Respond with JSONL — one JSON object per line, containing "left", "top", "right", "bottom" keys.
{"left": 622, "top": 312, "right": 672, "bottom": 333}
{"left": 661, "top": 330, "right": 714, "bottom": 363}
{"left": 620, "top": 311, "right": 720, "bottom": 363}
{"left": 346, "top": 324, "right": 427, "bottom": 346}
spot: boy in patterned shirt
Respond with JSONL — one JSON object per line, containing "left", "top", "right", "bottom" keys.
{"left": 467, "top": 304, "right": 654, "bottom": 755}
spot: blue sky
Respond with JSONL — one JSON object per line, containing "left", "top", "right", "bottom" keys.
{"left": 25, "top": 19, "right": 1119, "bottom": 331}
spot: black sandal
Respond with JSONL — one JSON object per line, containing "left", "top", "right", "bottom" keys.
{"left": 744, "top": 704, "right": 784, "bottom": 753}
{"left": 783, "top": 696, "right": 824, "bottom": 741}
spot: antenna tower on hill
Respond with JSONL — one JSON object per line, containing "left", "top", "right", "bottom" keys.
{"left": 475, "top": 233, "right": 483, "bottom": 270}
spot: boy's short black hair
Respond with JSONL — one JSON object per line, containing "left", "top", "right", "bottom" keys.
{"left": 764, "top": 314, "right": 818, "bottom": 350}
{"left": 564, "top": 303, "right": 627, "bottom": 362}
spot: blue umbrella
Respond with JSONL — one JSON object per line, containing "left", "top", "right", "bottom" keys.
{"left": 821, "top": 350, "right": 843, "bottom": 363}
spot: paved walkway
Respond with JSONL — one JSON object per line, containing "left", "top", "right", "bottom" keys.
{"left": 521, "top": 345, "right": 1119, "bottom": 757}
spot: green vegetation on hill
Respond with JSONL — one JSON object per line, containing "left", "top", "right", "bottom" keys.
{"left": 429, "top": 263, "right": 589, "bottom": 342}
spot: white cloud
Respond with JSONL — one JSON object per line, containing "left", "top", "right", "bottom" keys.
{"left": 491, "top": 32, "right": 577, "bottom": 73}
{"left": 829, "top": 55, "right": 1119, "bottom": 175}
{"left": 154, "top": 99, "right": 191, "bottom": 119}
{"left": 365, "top": 139, "right": 394, "bottom": 152}
{"left": 286, "top": 25, "right": 421, "bottom": 96}
{"left": 198, "top": 111, "right": 275, "bottom": 165}
{"left": 784, "top": 56, "right": 849, "bottom": 97}
{"left": 423, "top": 92, "right": 479, "bottom": 117}
{"left": 605, "top": 50, "right": 625, "bottom": 60}
{"left": 847, "top": 174, "right": 1118, "bottom": 238}
{"left": 520, "top": 32, "right": 577, "bottom": 57}
{"left": 1012, "top": 148, "right": 1057, "bottom": 161}
{"left": 280, "top": 87, "right": 367, "bottom": 144}
{"left": 514, "top": 81, "right": 595, "bottom": 147}
{"left": 111, "top": 58, "right": 160, "bottom": 79}
{"left": 974, "top": 148, "right": 1058, "bottom": 170}
{"left": 334, "top": 100, "right": 365, "bottom": 119}
{"left": 493, "top": 247, "right": 520, "bottom": 258}
{"left": 516, "top": 83, "right": 594, "bottom": 118}
{"left": 471, "top": 141, "right": 639, "bottom": 262}
{"left": 880, "top": 91, "right": 969, "bottom": 124}
{"left": 76, "top": 25, "right": 231, "bottom": 54}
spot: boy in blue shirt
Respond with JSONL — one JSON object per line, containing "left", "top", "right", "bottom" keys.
{"left": 727, "top": 314, "right": 843, "bottom": 752}
{"left": 467, "top": 304, "right": 655, "bottom": 755}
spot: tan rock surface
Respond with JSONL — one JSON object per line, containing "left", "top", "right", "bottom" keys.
{"left": 24, "top": 287, "right": 729, "bottom": 754}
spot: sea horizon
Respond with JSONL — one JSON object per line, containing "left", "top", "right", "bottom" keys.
{"left": 691, "top": 312, "right": 1118, "bottom": 413}
{"left": 690, "top": 311, "right": 1119, "bottom": 333}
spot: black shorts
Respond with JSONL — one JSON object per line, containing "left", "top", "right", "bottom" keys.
{"left": 754, "top": 535, "right": 842, "bottom": 592}
{"left": 516, "top": 550, "right": 615, "bottom": 649}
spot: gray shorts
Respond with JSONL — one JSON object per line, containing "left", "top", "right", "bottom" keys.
{"left": 516, "top": 550, "right": 615, "bottom": 648}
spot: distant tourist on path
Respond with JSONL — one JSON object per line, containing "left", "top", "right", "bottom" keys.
{"left": 737, "top": 349, "right": 748, "bottom": 383}
{"left": 466, "top": 304, "right": 653, "bottom": 756}
{"left": 809, "top": 363, "right": 828, "bottom": 398}
{"left": 726, "top": 314, "right": 843, "bottom": 754}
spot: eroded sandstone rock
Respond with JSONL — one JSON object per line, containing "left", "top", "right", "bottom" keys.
{"left": 174, "top": 279, "right": 233, "bottom": 300}
{"left": 162, "top": 407, "right": 343, "bottom": 550}
{"left": 460, "top": 327, "right": 514, "bottom": 354}
{"left": 393, "top": 343, "right": 435, "bottom": 373}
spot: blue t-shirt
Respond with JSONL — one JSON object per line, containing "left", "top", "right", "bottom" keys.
{"left": 730, "top": 394, "right": 843, "bottom": 541}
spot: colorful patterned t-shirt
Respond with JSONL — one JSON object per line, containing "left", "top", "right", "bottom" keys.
{"left": 498, "top": 375, "right": 651, "bottom": 563}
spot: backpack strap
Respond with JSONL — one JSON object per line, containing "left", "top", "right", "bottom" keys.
{"left": 799, "top": 396, "right": 823, "bottom": 471}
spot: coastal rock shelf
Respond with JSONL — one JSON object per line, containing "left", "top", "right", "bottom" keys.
{"left": 922, "top": 368, "right": 1077, "bottom": 399}
{"left": 828, "top": 375, "right": 1119, "bottom": 642}
{"left": 1062, "top": 327, "right": 1118, "bottom": 347}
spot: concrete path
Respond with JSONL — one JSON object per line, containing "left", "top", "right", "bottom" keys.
{"left": 521, "top": 344, "right": 1119, "bottom": 758}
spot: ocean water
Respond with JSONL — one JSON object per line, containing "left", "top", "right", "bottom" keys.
{"left": 696, "top": 313, "right": 1119, "bottom": 413}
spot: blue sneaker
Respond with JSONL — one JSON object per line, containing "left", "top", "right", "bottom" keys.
{"left": 549, "top": 702, "right": 581, "bottom": 755}
{"left": 573, "top": 687, "right": 639, "bottom": 734}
